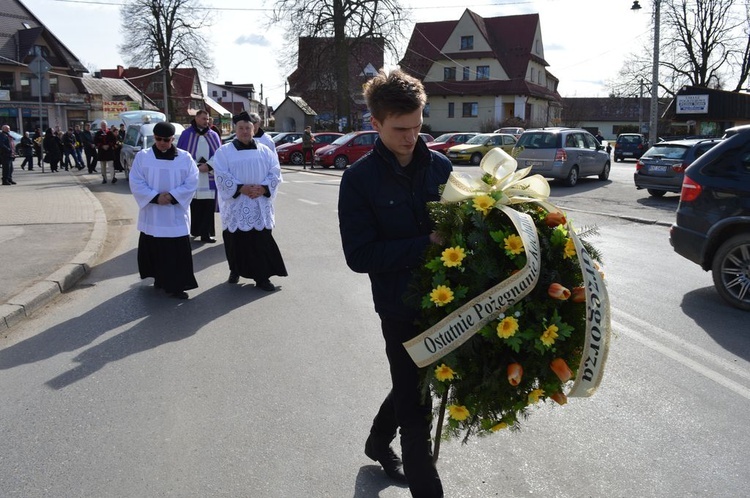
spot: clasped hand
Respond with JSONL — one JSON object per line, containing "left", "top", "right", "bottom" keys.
{"left": 157, "top": 192, "right": 173, "bottom": 205}
{"left": 241, "top": 184, "right": 265, "bottom": 199}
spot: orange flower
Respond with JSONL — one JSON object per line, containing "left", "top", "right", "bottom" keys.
{"left": 544, "top": 211, "right": 567, "bottom": 228}
{"left": 507, "top": 363, "right": 523, "bottom": 386}
{"left": 549, "top": 392, "right": 568, "bottom": 405}
{"left": 550, "top": 358, "right": 573, "bottom": 382}
{"left": 571, "top": 286, "right": 586, "bottom": 303}
{"left": 548, "top": 283, "right": 571, "bottom": 300}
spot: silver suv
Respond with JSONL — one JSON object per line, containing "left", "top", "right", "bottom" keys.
{"left": 512, "top": 128, "right": 611, "bottom": 186}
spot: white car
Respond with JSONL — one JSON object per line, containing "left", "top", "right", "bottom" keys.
{"left": 119, "top": 111, "right": 183, "bottom": 177}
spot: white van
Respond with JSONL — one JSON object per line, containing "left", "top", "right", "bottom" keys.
{"left": 119, "top": 111, "right": 183, "bottom": 177}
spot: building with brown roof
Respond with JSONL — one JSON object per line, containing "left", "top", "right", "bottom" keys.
{"left": 399, "top": 9, "right": 562, "bottom": 133}
{"left": 0, "top": 0, "right": 92, "bottom": 132}
{"left": 287, "top": 36, "right": 383, "bottom": 130}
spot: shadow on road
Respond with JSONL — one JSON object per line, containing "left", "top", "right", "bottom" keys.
{"left": 680, "top": 286, "right": 750, "bottom": 362}
{"left": 352, "top": 465, "right": 408, "bottom": 497}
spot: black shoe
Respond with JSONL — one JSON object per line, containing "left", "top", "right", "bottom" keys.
{"left": 112, "top": 177, "right": 118, "bottom": 184}
{"left": 2, "top": 181, "right": 10, "bottom": 185}
{"left": 9, "top": 180, "right": 16, "bottom": 184}
{"left": 256, "top": 280, "right": 276, "bottom": 292}
{"left": 169, "top": 291, "right": 189, "bottom": 299}
{"left": 365, "top": 435, "right": 408, "bottom": 483}
{"left": 102, "top": 179, "right": 107, "bottom": 184}
{"left": 200, "top": 236, "right": 217, "bottom": 243}
{"left": 227, "top": 272, "right": 239, "bottom": 284}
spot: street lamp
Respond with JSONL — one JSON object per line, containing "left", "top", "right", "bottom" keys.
{"left": 632, "top": 0, "right": 660, "bottom": 145}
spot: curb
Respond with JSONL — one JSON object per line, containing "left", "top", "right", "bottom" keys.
{"left": 1, "top": 177, "right": 108, "bottom": 331}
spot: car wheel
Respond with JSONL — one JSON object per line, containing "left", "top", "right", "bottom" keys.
{"left": 647, "top": 188, "right": 666, "bottom": 197}
{"left": 333, "top": 155, "right": 348, "bottom": 169}
{"left": 290, "top": 151, "right": 304, "bottom": 165}
{"left": 711, "top": 234, "right": 750, "bottom": 311}
{"left": 470, "top": 153, "right": 482, "bottom": 165}
{"left": 599, "top": 161, "right": 611, "bottom": 180}
{"left": 563, "top": 166, "right": 579, "bottom": 187}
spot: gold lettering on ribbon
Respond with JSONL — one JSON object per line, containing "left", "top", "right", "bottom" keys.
{"left": 403, "top": 206, "right": 541, "bottom": 368}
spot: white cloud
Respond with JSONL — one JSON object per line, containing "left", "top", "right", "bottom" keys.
{"left": 235, "top": 35, "right": 271, "bottom": 47}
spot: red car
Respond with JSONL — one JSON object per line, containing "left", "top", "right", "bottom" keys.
{"left": 425, "top": 132, "right": 478, "bottom": 155}
{"left": 314, "top": 130, "right": 379, "bottom": 169}
{"left": 276, "top": 132, "right": 343, "bottom": 165}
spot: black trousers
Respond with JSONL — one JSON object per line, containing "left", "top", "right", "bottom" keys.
{"left": 371, "top": 316, "right": 443, "bottom": 498}
{"left": 84, "top": 146, "right": 97, "bottom": 172}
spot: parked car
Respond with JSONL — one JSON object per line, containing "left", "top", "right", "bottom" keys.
{"left": 494, "top": 127, "right": 524, "bottom": 138}
{"left": 419, "top": 132, "right": 435, "bottom": 143}
{"left": 276, "top": 132, "right": 343, "bottom": 165}
{"left": 120, "top": 111, "right": 184, "bottom": 177}
{"left": 446, "top": 133, "right": 517, "bottom": 165}
{"left": 314, "top": 130, "right": 379, "bottom": 169}
{"left": 426, "top": 132, "right": 478, "bottom": 155}
{"left": 273, "top": 132, "right": 304, "bottom": 146}
{"left": 513, "top": 128, "right": 610, "bottom": 186}
{"left": 669, "top": 129, "right": 750, "bottom": 310}
{"left": 634, "top": 138, "right": 722, "bottom": 197}
{"left": 613, "top": 133, "right": 649, "bottom": 161}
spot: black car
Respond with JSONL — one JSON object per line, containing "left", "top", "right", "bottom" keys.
{"left": 614, "top": 133, "right": 648, "bottom": 162}
{"left": 634, "top": 138, "right": 721, "bottom": 197}
{"left": 669, "top": 129, "right": 750, "bottom": 310}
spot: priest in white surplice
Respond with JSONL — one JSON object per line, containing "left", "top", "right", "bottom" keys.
{"left": 211, "top": 112, "right": 287, "bottom": 291}
{"left": 130, "top": 122, "right": 200, "bottom": 299}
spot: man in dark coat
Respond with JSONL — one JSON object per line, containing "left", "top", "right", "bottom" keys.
{"left": 338, "top": 69, "right": 451, "bottom": 498}
{"left": 81, "top": 122, "right": 97, "bottom": 173}
{"left": 94, "top": 120, "right": 118, "bottom": 184}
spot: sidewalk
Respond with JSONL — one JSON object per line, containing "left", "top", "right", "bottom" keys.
{"left": 0, "top": 165, "right": 107, "bottom": 330}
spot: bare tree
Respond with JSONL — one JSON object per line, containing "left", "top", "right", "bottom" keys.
{"left": 272, "top": 0, "right": 409, "bottom": 127}
{"left": 119, "top": 0, "right": 214, "bottom": 120}
{"left": 609, "top": 0, "right": 750, "bottom": 97}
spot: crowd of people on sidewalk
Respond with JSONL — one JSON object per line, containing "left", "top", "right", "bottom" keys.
{"left": 1, "top": 122, "right": 127, "bottom": 184}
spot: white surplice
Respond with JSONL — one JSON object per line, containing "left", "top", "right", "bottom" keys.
{"left": 129, "top": 147, "right": 199, "bottom": 238}
{"left": 212, "top": 141, "right": 282, "bottom": 232}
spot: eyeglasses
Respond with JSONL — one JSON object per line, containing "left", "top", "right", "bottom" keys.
{"left": 154, "top": 136, "right": 172, "bottom": 143}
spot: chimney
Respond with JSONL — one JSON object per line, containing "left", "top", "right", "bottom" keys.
{"left": 117, "top": 65, "right": 124, "bottom": 78}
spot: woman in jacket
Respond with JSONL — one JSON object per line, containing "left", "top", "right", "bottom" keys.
{"left": 42, "top": 128, "right": 62, "bottom": 172}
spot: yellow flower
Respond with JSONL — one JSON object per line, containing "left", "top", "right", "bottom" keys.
{"left": 564, "top": 238, "right": 576, "bottom": 258}
{"left": 429, "top": 285, "right": 454, "bottom": 307}
{"left": 473, "top": 195, "right": 495, "bottom": 215}
{"left": 441, "top": 246, "right": 466, "bottom": 267}
{"left": 504, "top": 234, "right": 524, "bottom": 255}
{"left": 490, "top": 422, "right": 508, "bottom": 432}
{"left": 496, "top": 316, "right": 519, "bottom": 339}
{"left": 448, "top": 404, "right": 470, "bottom": 421}
{"left": 528, "top": 388, "right": 545, "bottom": 404}
{"left": 434, "top": 363, "right": 456, "bottom": 382}
{"left": 540, "top": 324, "right": 559, "bottom": 347}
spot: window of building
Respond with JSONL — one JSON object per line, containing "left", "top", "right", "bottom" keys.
{"left": 192, "top": 80, "right": 202, "bottom": 95}
{"left": 444, "top": 67, "right": 456, "bottom": 81}
{"left": 31, "top": 45, "right": 50, "bottom": 58}
{"left": 150, "top": 80, "right": 164, "bottom": 93}
{"left": 448, "top": 103, "right": 455, "bottom": 118}
{"left": 463, "top": 67, "right": 470, "bottom": 80}
{"left": 48, "top": 76, "right": 58, "bottom": 94}
{"left": 476, "top": 66, "right": 490, "bottom": 80}
{"left": 530, "top": 67, "right": 535, "bottom": 82}
{"left": 0, "top": 72, "right": 14, "bottom": 90}
{"left": 423, "top": 103, "right": 430, "bottom": 118}
{"left": 460, "top": 36, "right": 474, "bottom": 50}
{"left": 212, "top": 90, "right": 217, "bottom": 97}
{"left": 462, "top": 102, "right": 478, "bottom": 117}
{"left": 222, "top": 90, "right": 227, "bottom": 97}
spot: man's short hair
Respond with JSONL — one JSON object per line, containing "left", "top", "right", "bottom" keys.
{"left": 248, "top": 112, "right": 262, "bottom": 125}
{"left": 196, "top": 109, "right": 209, "bottom": 118}
{"left": 363, "top": 69, "right": 426, "bottom": 122}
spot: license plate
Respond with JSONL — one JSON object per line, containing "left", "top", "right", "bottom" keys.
{"left": 623, "top": 152, "right": 633, "bottom": 156}
{"left": 525, "top": 160, "right": 543, "bottom": 167}
{"left": 649, "top": 165, "right": 667, "bottom": 173}
{"left": 448, "top": 153, "right": 458, "bottom": 157}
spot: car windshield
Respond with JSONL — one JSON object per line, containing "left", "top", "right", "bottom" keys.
{"left": 331, "top": 132, "right": 358, "bottom": 145}
{"left": 642, "top": 144, "right": 689, "bottom": 160}
{"left": 618, "top": 135, "right": 642, "bottom": 144}
{"left": 432, "top": 133, "right": 452, "bottom": 143}
{"left": 466, "top": 134, "right": 491, "bottom": 145}
{"left": 516, "top": 132, "right": 557, "bottom": 149}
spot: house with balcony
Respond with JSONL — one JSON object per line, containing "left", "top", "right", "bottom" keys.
{"left": 399, "top": 9, "right": 562, "bottom": 133}
{"left": 0, "top": 0, "right": 93, "bottom": 132}
{"left": 287, "top": 36, "right": 383, "bottom": 130}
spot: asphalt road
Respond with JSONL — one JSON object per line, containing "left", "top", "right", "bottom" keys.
{"left": 0, "top": 162, "right": 748, "bottom": 497}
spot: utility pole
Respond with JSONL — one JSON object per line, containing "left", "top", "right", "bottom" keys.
{"left": 162, "top": 67, "right": 169, "bottom": 121}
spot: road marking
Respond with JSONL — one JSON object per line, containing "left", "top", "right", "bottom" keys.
{"left": 298, "top": 199, "right": 318, "bottom": 205}
{"left": 614, "top": 319, "right": 750, "bottom": 400}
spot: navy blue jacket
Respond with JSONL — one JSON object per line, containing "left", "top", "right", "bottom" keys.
{"left": 338, "top": 137, "right": 452, "bottom": 320}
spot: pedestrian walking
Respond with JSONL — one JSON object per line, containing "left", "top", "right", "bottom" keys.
{"left": 0, "top": 125, "right": 15, "bottom": 185}
{"left": 338, "top": 69, "right": 452, "bottom": 497}
{"left": 212, "top": 111, "right": 287, "bottom": 291}
{"left": 129, "top": 122, "right": 199, "bottom": 300}
{"left": 42, "top": 128, "right": 62, "bottom": 173}
{"left": 19, "top": 131, "right": 34, "bottom": 170}
{"left": 94, "top": 121, "right": 118, "bottom": 184}
{"left": 81, "top": 122, "right": 97, "bottom": 173}
{"left": 302, "top": 125, "right": 315, "bottom": 169}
